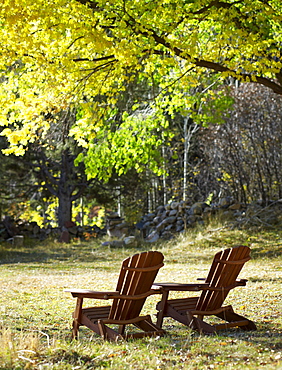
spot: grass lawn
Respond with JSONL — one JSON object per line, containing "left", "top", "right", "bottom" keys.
{"left": 0, "top": 224, "right": 281, "bottom": 369}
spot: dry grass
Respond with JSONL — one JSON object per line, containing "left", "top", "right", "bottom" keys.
{"left": 0, "top": 225, "right": 281, "bottom": 369}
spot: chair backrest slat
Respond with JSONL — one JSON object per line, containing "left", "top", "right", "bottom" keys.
{"left": 196, "top": 246, "right": 250, "bottom": 312}
{"left": 109, "top": 251, "right": 164, "bottom": 321}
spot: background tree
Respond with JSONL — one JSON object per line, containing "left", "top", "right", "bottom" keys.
{"left": 0, "top": 137, "right": 36, "bottom": 222}
{"left": 199, "top": 83, "right": 282, "bottom": 205}
{"left": 1, "top": 0, "right": 282, "bottom": 225}
{"left": 1, "top": 0, "right": 282, "bottom": 169}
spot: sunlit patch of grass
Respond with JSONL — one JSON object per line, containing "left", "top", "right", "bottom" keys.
{"left": 0, "top": 224, "right": 282, "bottom": 369}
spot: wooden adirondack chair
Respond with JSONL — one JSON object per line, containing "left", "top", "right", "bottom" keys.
{"left": 153, "top": 246, "right": 257, "bottom": 334}
{"left": 66, "top": 251, "right": 165, "bottom": 340}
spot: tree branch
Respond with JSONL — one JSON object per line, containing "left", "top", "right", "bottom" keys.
{"left": 73, "top": 55, "right": 116, "bottom": 62}
{"left": 143, "top": 30, "right": 282, "bottom": 95}
{"left": 74, "top": 0, "right": 282, "bottom": 95}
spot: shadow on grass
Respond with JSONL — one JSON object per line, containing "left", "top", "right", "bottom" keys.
{"left": 0, "top": 242, "right": 110, "bottom": 266}
{"left": 249, "top": 277, "right": 282, "bottom": 283}
{"left": 1, "top": 234, "right": 282, "bottom": 267}
{"left": 250, "top": 245, "right": 282, "bottom": 260}
{"left": 0, "top": 241, "right": 152, "bottom": 266}
{"left": 166, "top": 324, "right": 282, "bottom": 352}
{"left": 164, "top": 245, "right": 282, "bottom": 266}
{"left": 245, "top": 330, "right": 282, "bottom": 350}
{"left": 164, "top": 254, "right": 216, "bottom": 265}
{"left": 0, "top": 249, "right": 74, "bottom": 264}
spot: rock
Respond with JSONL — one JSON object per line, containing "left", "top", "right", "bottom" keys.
{"left": 102, "top": 239, "right": 126, "bottom": 248}
{"left": 187, "top": 215, "right": 197, "bottom": 224}
{"left": 123, "top": 236, "right": 137, "bottom": 246}
{"left": 176, "top": 224, "right": 184, "bottom": 232}
{"left": 142, "top": 221, "right": 153, "bottom": 229}
{"left": 2, "top": 217, "right": 18, "bottom": 237}
{"left": 161, "top": 231, "right": 174, "bottom": 240}
{"left": 170, "top": 201, "right": 180, "bottom": 210}
{"left": 165, "top": 216, "right": 177, "bottom": 224}
{"left": 153, "top": 216, "right": 161, "bottom": 224}
{"left": 59, "top": 230, "right": 70, "bottom": 243}
{"left": 13, "top": 235, "right": 24, "bottom": 247}
{"left": 219, "top": 197, "right": 233, "bottom": 208}
{"left": 135, "top": 221, "right": 145, "bottom": 230}
{"left": 101, "top": 241, "right": 111, "bottom": 247}
{"left": 156, "top": 220, "right": 167, "bottom": 232}
{"left": 164, "top": 224, "right": 175, "bottom": 231}
{"left": 32, "top": 224, "right": 41, "bottom": 235}
{"left": 68, "top": 226, "right": 78, "bottom": 235}
{"left": 169, "top": 209, "right": 178, "bottom": 216}
{"left": 109, "top": 240, "right": 125, "bottom": 248}
{"left": 156, "top": 205, "right": 165, "bottom": 213}
{"left": 115, "top": 222, "right": 129, "bottom": 229}
{"left": 106, "top": 213, "right": 129, "bottom": 237}
{"left": 228, "top": 203, "right": 242, "bottom": 210}
{"left": 146, "top": 231, "right": 160, "bottom": 243}
{"left": 108, "top": 219, "right": 124, "bottom": 227}
{"left": 160, "top": 210, "right": 168, "bottom": 220}
{"left": 107, "top": 212, "right": 120, "bottom": 218}
{"left": 107, "top": 228, "right": 127, "bottom": 238}
{"left": 145, "top": 213, "right": 155, "bottom": 220}
{"left": 155, "top": 216, "right": 176, "bottom": 231}
{"left": 0, "top": 224, "right": 10, "bottom": 240}
{"left": 64, "top": 221, "right": 76, "bottom": 228}
{"left": 189, "top": 202, "right": 207, "bottom": 215}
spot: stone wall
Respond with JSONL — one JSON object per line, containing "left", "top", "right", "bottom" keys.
{"left": 0, "top": 217, "right": 106, "bottom": 244}
{"left": 1, "top": 197, "right": 282, "bottom": 245}
{"left": 104, "top": 197, "right": 282, "bottom": 245}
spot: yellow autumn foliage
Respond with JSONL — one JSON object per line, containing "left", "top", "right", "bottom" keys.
{"left": 0, "top": 0, "right": 281, "bottom": 157}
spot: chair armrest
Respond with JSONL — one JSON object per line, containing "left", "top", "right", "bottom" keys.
{"left": 236, "top": 278, "right": 248, "bottom": 286}
{"left": 152, "top": 282, "right": 209, "bottom": 292}
{"left": 65, "top": 289, "right": 120, "bottom": 299}
{"left": 204, "top": 279, "right": 249, "bottom": 292}
{"left": 65, "top": 288, "right": 161, "bottom": 300}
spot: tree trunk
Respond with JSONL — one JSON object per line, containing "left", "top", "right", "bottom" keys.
{"left": 57, "top": 150, "right": 75, "bottom": 228}
{"left": 58, "top": 190, "right": 72, "bottom": 228}
{"left": 183, "top": 116, "right": 199, "bottom": 201}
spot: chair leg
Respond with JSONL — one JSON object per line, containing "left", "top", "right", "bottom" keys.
{"left": 134, "top": 316, "right": 164, "bottom": 335}
{"left": 187, "top": 311, "right": 215, "bottom": 334}
{"left": 72, "top": 320, "right": 79, "bottom": 340}
{"left": 98, "top": 320, "right": 108, "bottom": 340}
{"left": 216, "top": 310, "right": 257, "bottom": 331}
{"left": 118, "top": 325, "right": 126, "bottom": 335}
{"left": 156, "top": 290, "right": 169, "bottom": 328}
{"left": 72, "top": 297, "right": 83, "bottom": 340}
{"left": 187, "top": 311, "right": 198, "bottom": 330}
{"left": 97, "top": 320, "right": 123, "bottom": 341}
{"left": 187, "top": 307, "right": 257, "bottom": 334}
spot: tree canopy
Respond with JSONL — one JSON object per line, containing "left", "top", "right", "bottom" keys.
{"left": 1, "top": 0, "right": 282, "bottom": 177}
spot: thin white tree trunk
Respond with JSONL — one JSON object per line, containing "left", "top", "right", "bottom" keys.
{"left": 183, "top": 116, "right": 189, "bottom": 201}
{"left": 162, "top": 146, "right": 167, "bottom": 204}
{"left": 183, "top": 116, "right": 199, "bottom": 201}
